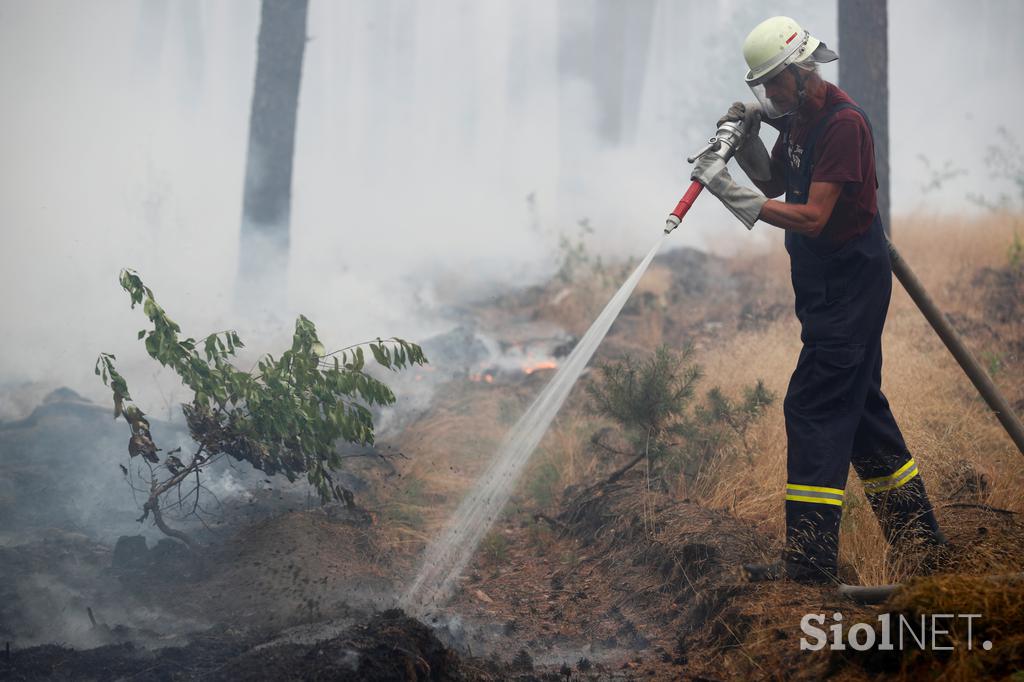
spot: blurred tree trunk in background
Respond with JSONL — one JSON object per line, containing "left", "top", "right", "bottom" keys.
{"left": 838, "top": 0, "right": 890, "bottom": 235}
{"left": 237, "top": 0, "right": 308, "bottom": 315}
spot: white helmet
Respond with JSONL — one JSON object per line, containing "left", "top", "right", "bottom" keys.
{"left": 742, "top": 16, "right": 838, "bottom": 118}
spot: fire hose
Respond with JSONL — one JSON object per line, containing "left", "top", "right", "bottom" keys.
{"left": 665, "top": 113, "right": 1024, "bottom": 456}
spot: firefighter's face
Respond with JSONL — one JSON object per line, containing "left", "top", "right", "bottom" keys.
{"left": 763, "top": 68, "right": 797, "bottom": 113}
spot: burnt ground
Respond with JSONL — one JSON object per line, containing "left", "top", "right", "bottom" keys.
{"left": 2, "top": 246, "right": 1023, "bottom": 680}
{"left": 3, "top": 610, "right": 467, "bottom": 681}
{"left": 4, "top": 489, "right": 1021, "bottom": 681}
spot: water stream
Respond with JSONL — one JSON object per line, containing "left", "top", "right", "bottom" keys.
{"left": 402, "top": 235, "right": 667, "bottom": 614}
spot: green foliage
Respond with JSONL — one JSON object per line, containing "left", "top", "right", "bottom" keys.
{"left": 586, "top": 344, "right": 774, "bottom": 488}
{"left": 693, "top": 380, "right": 776, "bottom": 464}
{"left": 586, "top": 345, "right": 702, "bottom": 436}
{"left": 97, "top": 269, "right": 427, "bottom": 512}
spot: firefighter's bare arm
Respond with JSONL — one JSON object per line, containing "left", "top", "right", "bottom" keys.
{"left": 758, "top": 181, "right": 843, "bottom": 237}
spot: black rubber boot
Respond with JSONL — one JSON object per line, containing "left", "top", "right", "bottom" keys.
{"left": 866, "top": 476, "right": 947, "bottom": 546}
{"left": 866, "top": 476, "right": 952, "bottom": 575}
{"left": 783, "top": 502, "right": 842, "bottom": 584}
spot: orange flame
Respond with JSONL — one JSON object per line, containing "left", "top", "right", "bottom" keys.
{"left": 522, "top": 361, "right": 558, "bottom": 375}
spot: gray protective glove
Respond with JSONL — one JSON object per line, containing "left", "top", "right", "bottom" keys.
{"left": 690, "top": 154, "right": 767, "bottom": 230}
{"left": 718, "top": 101, "right": 772, "bottom": 183}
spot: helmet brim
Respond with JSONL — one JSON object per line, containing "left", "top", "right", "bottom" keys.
{"left": 807, "top": 43, "right": 838, "bottom": 64}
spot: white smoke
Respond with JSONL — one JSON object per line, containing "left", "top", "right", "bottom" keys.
{"left": 1, "top": 1, "right": 1020, "bottom": 402}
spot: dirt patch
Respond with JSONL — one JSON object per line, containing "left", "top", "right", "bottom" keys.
{"left": 445, "top": 473, "right": 801, "bottom": 676}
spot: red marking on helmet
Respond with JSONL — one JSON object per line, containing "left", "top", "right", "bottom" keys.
{"left": 785, "top": 32, "right": 798, "bottom": 44}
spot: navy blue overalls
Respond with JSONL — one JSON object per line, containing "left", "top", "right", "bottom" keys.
{"left": 781, "top": 102, "right": 943, "bottom": 581}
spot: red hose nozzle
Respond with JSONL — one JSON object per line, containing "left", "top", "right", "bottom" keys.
{"left": 664, "top": 180, "right": 704, "bottom": 234}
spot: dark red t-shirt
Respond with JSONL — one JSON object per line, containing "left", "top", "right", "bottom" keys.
{"left": 768, "top": 82, "right": 878, "bottom": 243}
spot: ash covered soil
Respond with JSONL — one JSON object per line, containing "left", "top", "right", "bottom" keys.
{"left": 2, "top": 238, "right": 1024, "bottom": 680}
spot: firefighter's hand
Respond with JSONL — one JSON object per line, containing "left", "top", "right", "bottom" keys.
{"left": 690, "top": 154, "right": 728, "bottom": 188}
{"left": 716, "top": 101, "right": 745, "bottom": 127}
{"left": 716, "top": 102, "right": 771, "bottom": 183}
{"left": 717, "top": 101, "right": 761, "bottom": 141}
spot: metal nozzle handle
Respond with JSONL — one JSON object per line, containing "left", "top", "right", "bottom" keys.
{"left": 687, "top": 138, "right": 719, "bottom": 164}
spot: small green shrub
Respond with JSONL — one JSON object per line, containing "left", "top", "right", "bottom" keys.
{"left": 586, "top": 344, "right": 774, "bottom": 491}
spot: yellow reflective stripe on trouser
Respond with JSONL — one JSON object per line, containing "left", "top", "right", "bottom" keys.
{"left": 862, "top": 458, "right": 920, "bottom": 494}
{"left": 785, "top": 483, "right": 845, "bottom": 506}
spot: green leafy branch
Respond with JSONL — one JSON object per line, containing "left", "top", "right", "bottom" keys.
{"left": 97, "top": 269, "right": 427, "bottom": 546}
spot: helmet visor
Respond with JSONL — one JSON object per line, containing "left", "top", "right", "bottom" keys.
{"left": 749, "top": 82, "right": 796, "bottom": 119}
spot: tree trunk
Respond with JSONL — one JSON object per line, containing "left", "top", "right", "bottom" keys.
{"left": 237, "top": 0, "right": 309, "bottom": 314}
{"left": 838, "top": 0, "right": 890, "bottom": 235}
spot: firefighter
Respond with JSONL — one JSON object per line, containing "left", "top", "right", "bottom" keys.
{"left": 689, "top": 16, "right": 946, "bottom": 584}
